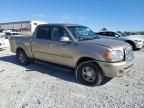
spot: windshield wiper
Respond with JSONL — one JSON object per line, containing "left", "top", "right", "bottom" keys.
{"left": 79, "top": 37, "right": 92, "bottom": 41}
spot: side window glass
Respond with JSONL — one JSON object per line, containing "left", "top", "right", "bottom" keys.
{"left": 52, "top": 27, "right": 69, "bottom": 41}
{"left": 102, "top": 32, "right": 108, "bottom": 36}
{"left": 6, "top": 33, "right": 11, "bottom": 35}
{"left": 97, "top": 33, "right": 103, "bottom": 35}
{"left": 36, "top": 26, "right": 51, "bottom": 40}
{"left": 109, "top": 32, "right": 115, "bottom": 37}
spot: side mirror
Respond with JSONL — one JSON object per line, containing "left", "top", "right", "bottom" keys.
{"left": 115, "top": 34, "right": 119, "bottom": 38}
{"left": 60, "top": 36, "right": 71, "bottom": 43}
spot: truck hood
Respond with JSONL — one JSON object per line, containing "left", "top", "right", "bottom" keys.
{"left": 80, "top": 38, "right": 130, "bottom": 50}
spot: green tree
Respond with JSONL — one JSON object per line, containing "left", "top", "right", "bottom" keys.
{"left": 101, "top": 28, "right": 107, "bottom": 31}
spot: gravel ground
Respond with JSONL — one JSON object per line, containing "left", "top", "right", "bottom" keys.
{"left": 0, "top": 46, "right": 144, "bottom": 108}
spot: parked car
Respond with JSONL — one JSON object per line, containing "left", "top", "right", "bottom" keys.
{"left": 0, "top": 35, "right": 9, "bottom": 50}
{"left": 5, "top": 31, "right": 20, "bottom": 39}
{"left": 5, "top": 32, "right": 19, "bottom": 36}
{"left": 128, "top": 34, "right": 144, "bottom": 44}
{"left": 10, "top": 24, "right": 134, "bottom": 86}
{"left": 96, "top": 31, "right": 144, "bottom": 50}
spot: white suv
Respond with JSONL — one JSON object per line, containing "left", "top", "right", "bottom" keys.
{"left": 96, "top": 31, "right": 143, "bottom": 50}
{"left": 0, "top": 35, "right": 9, "bottom": 50}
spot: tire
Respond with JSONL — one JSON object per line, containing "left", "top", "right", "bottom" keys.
{"left": 77, "top": 62, "right": 104, "bottom": 86}
{"left": 16, "top": 50, "right": 30, "bottom": 65}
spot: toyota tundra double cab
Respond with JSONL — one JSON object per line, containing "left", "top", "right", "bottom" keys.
{"left": 10, "top": 24, "right": 134, "bottom": 86}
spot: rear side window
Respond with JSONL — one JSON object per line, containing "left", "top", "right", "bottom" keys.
{"left": 96, "top": 32, "right": 103, "bottom": 35}
{"left": 108, "top": 32, "right": 115, "bottom": 37}
{"left": 103, "top": 32, "right": 109, "bottom": 36}
{"left": 36, "top": 26, "right": 51, "bottom": 40}
{"left": 6, "top": 33, "right": 11, "bottom": 35}
{"left": 98, "top": 32, "right": 108, "bottom": 36}
{"left": 12, "top": 33, "right": 19, "bottom": 35}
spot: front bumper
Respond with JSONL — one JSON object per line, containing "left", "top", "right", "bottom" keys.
{"left": 135, "top": 41, "right": 143, "bottom": 49}
{"left": 97, "top": 59, "right": 134, "bottom": 77}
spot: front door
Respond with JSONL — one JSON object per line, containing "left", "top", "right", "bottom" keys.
{"left": 48, "top": 26, "right": 74, "bottom": 67}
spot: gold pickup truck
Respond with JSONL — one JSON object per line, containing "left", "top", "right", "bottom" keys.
{"left": 10, "top": 24, "right": 134, "bottom": 86}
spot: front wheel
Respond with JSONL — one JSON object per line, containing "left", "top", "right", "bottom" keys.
{"left": 16, "top": 50, "right": 30, "bottom": 65}
{"left": 77, "top": 62, "right": 104, "bottom": 86}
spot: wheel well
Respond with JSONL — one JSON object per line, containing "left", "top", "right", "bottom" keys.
{"left": 16, "top": 47, "right": 25, "bottom": 54}
{"left": 76, "top": 57, "right": 96, "bottom": 67}
{"left": 125, "top": 40, "right": 135, "bottom": 48}
{"left": 75, "top": 57, "right": 104, "bottom": 78}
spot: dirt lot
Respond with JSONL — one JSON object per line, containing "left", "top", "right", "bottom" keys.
{"left": 0, "top": 46, "right": 144, "bottom": 108}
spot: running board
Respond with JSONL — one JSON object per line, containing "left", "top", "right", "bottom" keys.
{"left": 34, "top": 60, "right": 74, "bottom": 72}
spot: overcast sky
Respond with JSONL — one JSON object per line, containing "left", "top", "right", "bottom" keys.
{"left": 0, "top": 0, "right": 144, "bottom": 32}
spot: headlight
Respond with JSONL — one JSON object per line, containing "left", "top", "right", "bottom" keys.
{"left": 103, "top": 50, "right": 124, "bottom": 62}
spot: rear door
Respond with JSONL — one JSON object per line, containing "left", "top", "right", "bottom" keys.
{"left": 31, "top": 25, "right": 52, "bottom": 61}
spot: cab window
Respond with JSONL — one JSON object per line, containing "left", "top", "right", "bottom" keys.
{"left": 52, "top": 26, "right": 69, "bottom": 41}
{"left": 99, "top": 32, "right": 109, "bottom": 36}
{"left": 108, "top": 32, "right": 115, "bottom": 37}
{"left": 36, "top": 26, "right": 51, "bottom": 40}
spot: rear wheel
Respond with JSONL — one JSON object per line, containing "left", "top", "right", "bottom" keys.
{"left": 16, "top": 50, "right": 30, "bottom": 65}
{"left": 77, "top": 62, "right": 104, "bottom": 86}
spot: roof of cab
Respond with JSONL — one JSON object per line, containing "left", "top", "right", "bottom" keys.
{"left": 38, "top": 23, "right": 84, "bottom": 27}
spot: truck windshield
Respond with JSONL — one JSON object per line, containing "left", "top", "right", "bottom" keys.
{"left": 67, "top": 26, "right": 100, "bottom": 41}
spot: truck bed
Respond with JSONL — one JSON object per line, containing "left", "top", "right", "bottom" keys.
{"left": 10, "top": 35, "right": 33, "bottom": 57}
